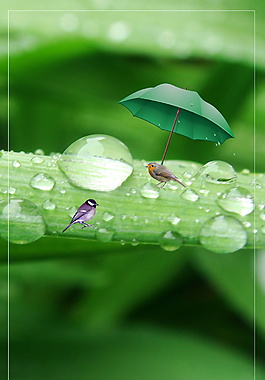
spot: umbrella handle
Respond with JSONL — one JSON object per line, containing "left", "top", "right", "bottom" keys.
{"left": 161, "top": 108, "right": 181, "bottom": 165}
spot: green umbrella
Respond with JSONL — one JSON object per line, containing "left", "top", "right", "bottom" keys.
{"left": 119, "top": 83, "right": 234, "bottom": 164}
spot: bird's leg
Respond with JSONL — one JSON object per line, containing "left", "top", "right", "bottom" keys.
{"left": 155, "top": 181, "right": 166, "bottom": 189}
{"left": 81, "top": 222, "right": 94, "bottom": 228}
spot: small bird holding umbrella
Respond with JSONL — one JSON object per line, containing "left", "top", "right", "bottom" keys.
{"left": 119, "top": 83, "right": 234, "bottom": 188}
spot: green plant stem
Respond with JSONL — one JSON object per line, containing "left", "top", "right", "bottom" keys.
{"left": 0, "top": 150, "right": 263, "bottom": 250}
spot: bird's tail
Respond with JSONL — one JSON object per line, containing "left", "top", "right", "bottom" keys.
{"left": 173, "top": 177, "right": 186, "bottom": 187}
{"left": 62, "top": 223, "right": 72, "bottom": 233}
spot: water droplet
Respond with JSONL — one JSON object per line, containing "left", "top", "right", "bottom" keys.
{"left": 120, "top": 239, "right": 126, "bottom": 246}
{"left": 30, "top": 173, "right": 55, "bottom": 191}
{"left": 12, "top": 160, "right": 21, "bottom": 168}
{"left": 108, "top": 21, "right": 130, "bottom": 42}
{"left": 158, "top": 231, "right": 183, "bottom": 252}
{"left": 34, "top": 149, "right": 44, "bottom": 155}
{"left": 260, "top": 212, "right": 265, "bottom": 221}
{"left": 8, "top": 186, "right": 16, "bottom": 194}
{"left": 130, "top": 188, "right": 137, "bottom": 195}
{"left": 42, "top": 199, "right": 56, "bottom": 210}
{"left": 168, "top": 215, "right": 181, "bottom": 225}
{"left": 196, "top": 160, "right": 237, "bottom": 184}
{"left": 130, "top": 214, "right": 138, "bottom": 222}
{"left": 241, "top": 168, "right": 250, "bottom": 175}
{"left": 216, "top": 187, "right": 254, "bottom": 216}
{"left": 140, "top": 183, "right": 160, "bottom": 199}
{"left": 199, "top": 215, "right": 247, "bottom": 253}
{"left": 190, "top": 102, "right": 193, "bottom": 106}
{"left": 199, "top": 189, "right": 210, "bottom": 196}
{"left": 68, "top": 206, "right": 77, "bottom": 217}
{"left": 31, "top": 156, "right": 44, "bottom": 164}
{"left": 0, "top": 198, "right": 46, "bottom": 244}
{"left": 181, "top": 188, "right": 199, "bottom": 202}
{"left": 103, "top": 212, "right": 114, "bottom": 222}
{"left": 58, "top": 135, "right": 133, "bottom": 192}
{"left": 131, "top": 238, "right": 139, "bottom": 246}
{"left": 258, "top": 203, "right": 265, "bottom": 211}
{"left": 243, "top": 221, "right": 251, "bottom": 228}
{"left": 96, "top": 227, "right": 114, "bottom": 242}
{"left": 59, "top": 188, "right": 66, "bottom": 194}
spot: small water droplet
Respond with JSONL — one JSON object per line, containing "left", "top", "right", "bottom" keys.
{"left": 58, "top": 135, "right": 133, "bottom": 192}
{"left": 68, "top": 206, "right": 77, "bottom": 217}
{"left": 190, "top": 102, "right": 193, "bottom": 106}
{"left": 199, "top": 189, "right": 210, "bottom": 196}
{"left": 131, "top": 238, "right": 139, "bottom": 246}
{"left": 8, "top": 186, "right": 16, "bottom": 194}
{"left": 34, "top": 149, "right": 44, "bottom": 155}
{"left": 168, "top": 215, "right": 181, "bottom": 225}
{"left": 258, "top": 203, "right": 265, "bottom": 211}
{"left": 140, "top": 183, "right": 160, "bottom": 199}
{"left": 42, "top": 199, "right": 56, "bottom": 210}
{"left": 103, "top": 212, "right": 114, "bottom": 222}
{"left": 60, "top": 188, "right": 66, "bottom": 194}
{"left": 199, "top": 215, "right": 247, "bottom": 253}
{"left": 30, "top": 173, "right": 55, "bottom": 191}
{"left": 196, "top": 160, "right": 237, "bottom": 184}
{"left": 96, "top": 227, "right": 114, "bottom": 242}
{"left": 241, "top": 168, "right": 250, "bottom": 175}
{"left": 243, "top": 221, "right": 251, "bottom": 228}
{"left": 120, "top": 239, "right": 126, "bottom": 246}
{"left": 158, "top": 231, "right": 183, "bottom": 252}
{"left": 130, "top": 188, "right": 137, "bottom": 195}
{"left": 130, "top": 214, "right": 138, "bottom": 222}
{"left": 181, "top": 188, "right": 199, "bottom": 202}
{"left": 259, "top": 212, "right": 265, "bottom": 221}
{"left": 216, "top": 187, "right": 254, "bottom": 216}
{"left": 0, "top": 198, "right": 46, "bottom": 244}
{"left": 12, "top": 160, "right": 21, "bottom": 168}
{"left": 31, "top": 156, "right": 44, "bottom": 164}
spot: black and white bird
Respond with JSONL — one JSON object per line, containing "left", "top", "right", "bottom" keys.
{"left": 62, "top": 199, "right": 98, "bottom": 233}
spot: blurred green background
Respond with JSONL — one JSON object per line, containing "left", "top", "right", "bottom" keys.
{"left": 1, "top": 3, "right": 265, "bottom": 379}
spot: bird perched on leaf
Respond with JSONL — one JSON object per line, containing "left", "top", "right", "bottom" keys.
{"left": 146, "top": 162, "right": 186, "bottom": 188}
{"left": 62, "top": 199, "right": 98, "bottom": 232}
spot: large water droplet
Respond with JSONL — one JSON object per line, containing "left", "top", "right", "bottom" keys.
{"left": 181, "top": 188, "right": 199, "bottom": 202}
{"left": 140, "top": 183, "right": 160, "bottom": 199}
{"left": 0, "top": 198, "right": 46, "bottom": 244}
{"left": 96, "top": 227, "right": 115, "bottom": 242}
{"left": 196, "top": 160, "right": 237, "bottom": 184}
{"left": 216, "top": 187, "right": 254, "bottom": 216}
{"left": 58, "top": 135, "right": 133, "bottom": 192}
{"left": 199, "top": 215, "right": 247, "bottom": 253}
{"left": 158, "top": 231, "right": 183, "bottom": 252}
{"left": 30, "top": 173, "right": 55, "bottom": 191}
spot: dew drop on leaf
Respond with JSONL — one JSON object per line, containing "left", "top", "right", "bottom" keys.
{"left": 199, "top": 215, "right": 247, "bottom": 254}
{"left": 58, "top": 135, "right": 133, "bottom": 192}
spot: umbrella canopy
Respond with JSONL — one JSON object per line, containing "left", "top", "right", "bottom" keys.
{"left": 119, "top": 83, "right": 234, "bottom": 145}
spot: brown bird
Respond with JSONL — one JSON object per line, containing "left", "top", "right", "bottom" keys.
{"left": 146, "top": 162, "right": 186, "bottom": 188}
